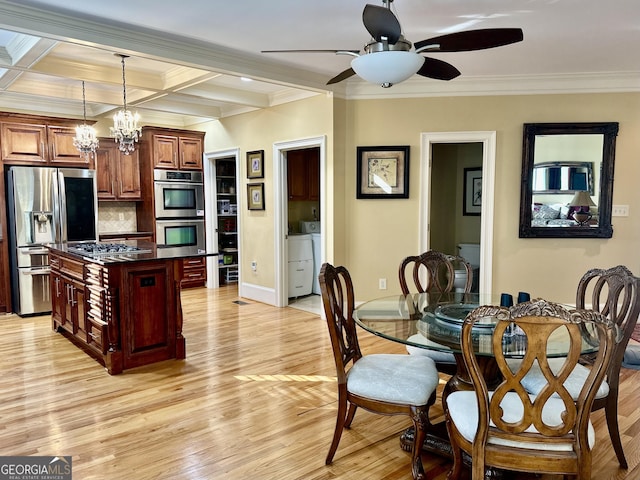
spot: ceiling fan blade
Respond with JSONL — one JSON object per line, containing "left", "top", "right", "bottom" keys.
{"left": 327, "top": 68, "right": 356, "bottom": 85}
{"left": 417, "top": 57, "right": 461, "bottom": 81}
{"left": 362, "top": 4, "right": 401, "bottom": 44}
{"left": 414, "top": 28, "right": 523, "bottom": 53}
{"left": 262, "top": 49, "right": 360, "bottom": 54}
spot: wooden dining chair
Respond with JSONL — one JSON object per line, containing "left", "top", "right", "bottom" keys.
{"left": 319, "top": 263, "right": 439, "bottom": 480}
{"left": 398, "top": 250, "right": 455, "bottom": 295}
{"left": 517, "top": 265, "right": 640, "bottom": 468}
{"left": 445, "top": 299, "right": 615, "bottom": 480}
{"left": 400, "top": 251, "right": 472, "bottom": 375}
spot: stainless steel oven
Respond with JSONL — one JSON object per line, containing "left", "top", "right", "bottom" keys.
{"left": 153, "top": 169, "right": 204, "bottom": 219}
{"left": 156, "top": 219, "right": 205, "bottom": 249}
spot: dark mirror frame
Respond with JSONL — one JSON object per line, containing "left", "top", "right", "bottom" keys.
{"left": 519, "top": 122, "right": 619, "bottom": 238}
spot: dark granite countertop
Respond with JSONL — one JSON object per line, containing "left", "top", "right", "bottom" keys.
{"left": 46, "top": 240, "right": 218, "bottom": 265}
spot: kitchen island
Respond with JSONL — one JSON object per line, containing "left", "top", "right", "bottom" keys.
{"left": 47, "top": 241, "right": 216, "bottom": 374}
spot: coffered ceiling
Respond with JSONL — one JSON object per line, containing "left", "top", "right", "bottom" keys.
{"left": 0, "top": 0, "right": 637, "bottom": 129}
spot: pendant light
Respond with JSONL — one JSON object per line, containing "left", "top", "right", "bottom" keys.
{"left": 110, "top": 54, "right": 142, "bottom": 155}
{"left": 73, "top": 81, "right": 99, "bottom": 159}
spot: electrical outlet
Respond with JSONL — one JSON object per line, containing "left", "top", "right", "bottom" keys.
{"left": 379, "top": 278, "right": 387, "bottom": 290}
{"left": 251, "top": 261, "right": 257, "bottom": 271}
{"left": 612, "top": 205, "right": 629, "bottom": 217}
{"left": 118, "top": 212, "right": 124, "bottom": 221}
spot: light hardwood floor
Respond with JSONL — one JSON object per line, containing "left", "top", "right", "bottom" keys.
{"left": 1, "top": 285, "right": 638, "bottom": 479}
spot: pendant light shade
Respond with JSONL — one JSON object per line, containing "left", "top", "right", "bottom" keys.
{"left": 73, "top": 81, "right": 99, "bottom": 159}
{"left": 351, "top": 51, "right": 424, "bottom": 88}
{"left": 110, "top": 54, "right": 142, "bottom": 155}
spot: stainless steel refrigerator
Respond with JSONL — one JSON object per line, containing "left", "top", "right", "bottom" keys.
{"left": 6, "top": 166, "right": 98, "bottom": 316}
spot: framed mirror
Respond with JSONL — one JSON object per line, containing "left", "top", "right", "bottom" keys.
{"left": 519, "top": 122, "right": 619, "bottom": 238}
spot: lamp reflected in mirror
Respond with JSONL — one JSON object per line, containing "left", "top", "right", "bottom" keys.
{"left": 570, "top": 190, "right": 596, "bottom": 226}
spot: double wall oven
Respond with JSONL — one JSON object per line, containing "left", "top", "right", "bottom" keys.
{"left": 153, "top": 169, "right": 205, "bottom": 249}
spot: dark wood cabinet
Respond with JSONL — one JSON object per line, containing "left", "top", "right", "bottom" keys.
{"left": 143, "top": 128, "right": 204, "bottom": 170}
{"left": 50, "top": 253, "right": 85, "bottom": 336}
{"left": 50, "top": 248, "right": 187, "bottom": 375}
{"left": 181, "top": 256, "right": 207, "bottom": 288}
{"left": 96, "top": 139, "right": 141, "bottom": 200}
{"left": 287, "top": 147, "right": 320, "bottom": 201}
{"left": 0, "top": 115, "right": 93, "bottom": 167}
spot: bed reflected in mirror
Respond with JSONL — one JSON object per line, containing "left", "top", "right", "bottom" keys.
{"left": 519, "top": 122, "right": 619, "bottom": 238}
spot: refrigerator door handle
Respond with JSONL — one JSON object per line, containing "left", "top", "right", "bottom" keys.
{"left": 20, "top": 247, "right": 50, "bottom": 256}
{"left": 20, "top": 266, "right": 51, "bottom": 275}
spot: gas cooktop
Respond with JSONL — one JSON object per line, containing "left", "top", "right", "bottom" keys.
{"left": 68, "top": 242, "right": 151, "bottom": 256}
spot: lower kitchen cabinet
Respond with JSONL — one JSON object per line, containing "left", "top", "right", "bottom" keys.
{"left": 181, "top": 256, "right": 206, "bottom": 288}
{"left": 49, "top": 248, "right": 187, "bottom": 374}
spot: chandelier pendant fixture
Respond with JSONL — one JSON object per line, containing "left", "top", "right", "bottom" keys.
{"left": 110, "top": 54, "right": 142, "bottom": 155}
{"left": 73, "top": 81, "right": 99, "bottom": 159}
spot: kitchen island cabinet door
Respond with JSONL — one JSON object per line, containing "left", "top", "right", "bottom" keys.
{"left": 121, "top": 262, "right": 177, "bottom": 369}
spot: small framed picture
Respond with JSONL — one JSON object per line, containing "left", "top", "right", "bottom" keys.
{"left": 247, "top": 183, "right": 265, "bottom": 210}
{"left": 463, "top": 167, "right": 482, "bottom": 216}
{"left": 246, "top": 150, "right": 264, "bottom": 179}
{"left": 356, "top": 146, "right": 410, "bottom": 199}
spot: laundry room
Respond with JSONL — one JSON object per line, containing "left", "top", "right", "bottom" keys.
{"left": 286, "top": 147, "right": 321, "bottom": 312}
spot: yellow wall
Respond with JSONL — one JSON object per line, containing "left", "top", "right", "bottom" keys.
{"left": 346, "top": 93, "right": 640, "bottom": 302}
{"left": 201, "top": 93, "right": 335, "bottom": 287}
{"left": 201, "top": 91, "right": 640, "bottom": 305}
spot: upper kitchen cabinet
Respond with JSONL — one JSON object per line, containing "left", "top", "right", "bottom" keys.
{"left": 95, "top": 138, "right": 141, "bottom": 201}
{"left": 143, "top": 128, "right": 204, "bottom": 170}
{"left": 287, "top": 147, "right": 320, "bottom": 201}
{"left": 0, "top": 114, "right": 93, "bottom": 167}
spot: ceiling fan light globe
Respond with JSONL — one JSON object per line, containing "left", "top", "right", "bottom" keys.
{"left": 351, "top": 51, "right": 424, "bottom": 86}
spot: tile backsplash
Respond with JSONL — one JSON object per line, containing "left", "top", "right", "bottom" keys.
{"left": 98, "top": 202, "right": 138, "bottom": 233}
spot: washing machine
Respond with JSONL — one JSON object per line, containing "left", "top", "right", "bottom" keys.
{"left": 288, "top": 234, "right": 313, "bottom": 298}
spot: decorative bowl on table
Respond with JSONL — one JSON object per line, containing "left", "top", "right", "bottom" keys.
{"left": 418, "top": 303, "right": 496, "bottom": 353}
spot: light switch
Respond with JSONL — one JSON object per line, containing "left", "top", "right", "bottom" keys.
{"left": 612, "top": 205, "right": 629, "bottom": 217}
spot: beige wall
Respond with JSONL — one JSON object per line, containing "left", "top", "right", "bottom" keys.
{"left": 200, "top": 91, "right": 640, "bottom": 305}
{"left": 201, "top": 93, "right": 335, "bottom": 288}
{"left": 346, "top": 93, "right": 640, "bottom": 302}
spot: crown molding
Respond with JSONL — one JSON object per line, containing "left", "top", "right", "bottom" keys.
{"left": 345, "top": 72, "right": 640, "bottom": 99}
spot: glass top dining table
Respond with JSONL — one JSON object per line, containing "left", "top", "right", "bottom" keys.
{"left": 354, "top": 292, "right": 602, "bottom": 358}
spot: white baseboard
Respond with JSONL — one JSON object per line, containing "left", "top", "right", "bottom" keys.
{"left": 240, "top": 282, "right": 277, "bottom": 306}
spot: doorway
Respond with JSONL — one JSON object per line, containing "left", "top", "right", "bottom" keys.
{"left": 203, "top": 148, "right": 241, "bottom": 291}
{"left": 273, "top": 136, "right": 326, "bottom": 308}
{"left": 420, "top": 132, "right": 496, "bottom": 294}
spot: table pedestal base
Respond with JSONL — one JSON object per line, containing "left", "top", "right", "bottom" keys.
{"left": 400, "top": 426, "right": 506, "bottom": 479}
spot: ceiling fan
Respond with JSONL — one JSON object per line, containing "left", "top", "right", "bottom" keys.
{"left": 263, "top": 0, "right": 523, "bottom": 88}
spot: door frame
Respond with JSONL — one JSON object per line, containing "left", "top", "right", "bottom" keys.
{"left": 419, "top": 131, "right": 496, "bottom": 294}
{"left": 204, "top": 148, "right": 241, "bottom": 290}
{"left": 273, "top": 136, "right": 326, "bottom": 308}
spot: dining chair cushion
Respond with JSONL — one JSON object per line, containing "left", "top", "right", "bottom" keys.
{"left": 447, "top": 390, "right": 596, "bottom": 451}
{"left": 347, "top": 354, "right": 439, "bottom": 406}
{"left": 622, "top": 344, "right": 640, "bottom": 370}
{"left": 405, "top": 333, "right": 457, "bottom": 364}
{"left": 507, "top": 358, "right": 610, "bottom": 400}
